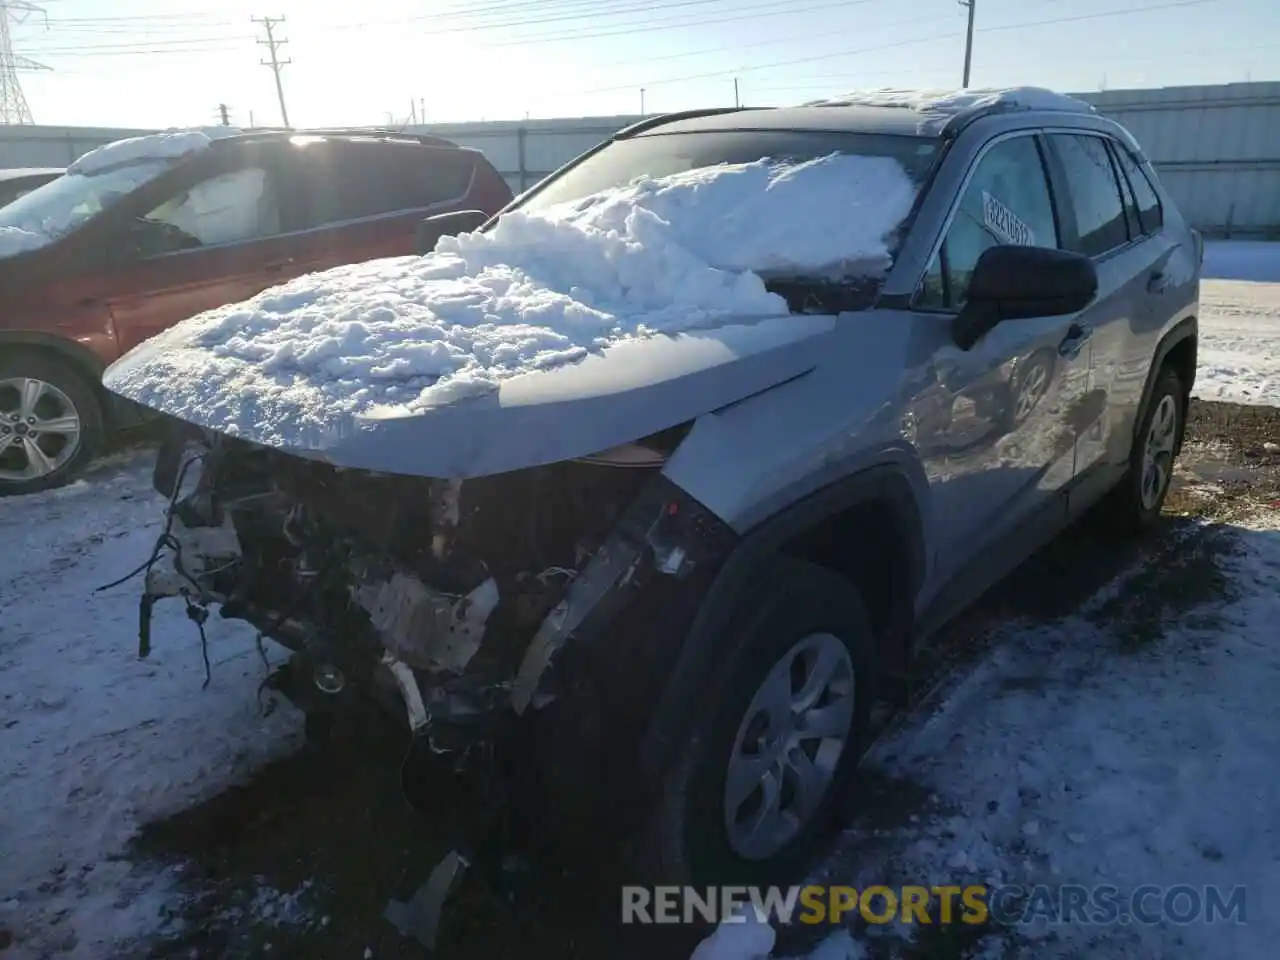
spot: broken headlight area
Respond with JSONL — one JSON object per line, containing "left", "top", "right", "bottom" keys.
{"left": 134, "top": 422, "right": 733, "bottom": 759}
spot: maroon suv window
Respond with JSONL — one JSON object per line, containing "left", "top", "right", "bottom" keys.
{"left": 295, "top": 140, "right": 476, "bottom": 228}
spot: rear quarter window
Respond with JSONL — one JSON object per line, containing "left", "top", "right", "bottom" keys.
{"left": 1111, "top": 145, "right": 1164, "bottom": 233}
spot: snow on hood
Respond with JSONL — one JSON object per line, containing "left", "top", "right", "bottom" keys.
{"left": 0, "top": 225, "right": 49, "bottom": 258}
{"left": 103, "top": 152, "right": 917, "bottom": 447}
{"left": 67, "top": 126, "right": 241, "bottom": 176}
{"left": 804, "top": 86, "right": 1095, "bottom": 134}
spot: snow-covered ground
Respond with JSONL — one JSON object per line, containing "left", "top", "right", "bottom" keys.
{"left": 688, "top": 505, "right": 1280, "bottom": 960}
{"left": 0, "top": 452, "right": 301, "bottom": 959}
{"left": 1195, "top": 241, "right": 1280, "bottom": 407}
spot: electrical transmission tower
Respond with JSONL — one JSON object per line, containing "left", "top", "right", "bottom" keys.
{"left": 1, "top": 1, "right": 50, "bottom": 125}
{"left": 252, "top": 15, "right": 291, "bottom": 128}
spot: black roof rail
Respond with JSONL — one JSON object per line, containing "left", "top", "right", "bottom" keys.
{"left": 938, "top": 97, "right": 1098, "bottom": 138}
{"left": 613, "top": 106, "right": 760, "bottom": 139}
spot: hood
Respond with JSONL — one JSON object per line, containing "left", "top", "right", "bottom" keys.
{"left": 106, "top": 312, "right": 835, "bottom": 478}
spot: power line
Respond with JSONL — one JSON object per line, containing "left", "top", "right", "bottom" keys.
{"left": 487, "top": 0, "right": 870, "bottom": 46}
{"left": 744, "top": 37, "right": 1280, "bottom": 95}
{"left": 252, "top": 14, "right": 290, "bottom": 128}
{"left": 571, "top": 0, "right": 1218, "bottom": 96}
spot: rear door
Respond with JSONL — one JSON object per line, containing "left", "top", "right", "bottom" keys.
{"left": 282, "top": 139, "right": 480, "bottom": 275}
{"left": 1040, "top": 132, "right": 1174, "bottom": 499}
{"left": 101, "top": 144, "right": 298, "bottom": 354}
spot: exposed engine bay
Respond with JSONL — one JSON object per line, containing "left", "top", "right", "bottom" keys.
{"left": 135, "top": 421, "right": 723, "bottom": 754}
{"left": 123, "top": 419, "right": 739, "bottom": 947}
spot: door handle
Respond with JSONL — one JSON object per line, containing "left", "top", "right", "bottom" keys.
{"left": 263, "top": 258, "right": 295, "bottom": 273}
{"left": 1058, "top": 322, "right": 1092, "bottom": 359}
{"left": 77, "top": 296, "right": 98, "bottom": 307}
{"left": 1146, "top": 269, "right": 1167, "bottom": 294}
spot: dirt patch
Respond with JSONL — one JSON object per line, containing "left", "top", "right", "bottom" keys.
{"left": 125, "top": 399, "right": 1277, "bottom": 960}
{"left": 1087, "top": 521, "right": 1239, "bottom": 650}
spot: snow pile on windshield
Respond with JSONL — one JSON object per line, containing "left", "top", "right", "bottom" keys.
{"left": 805, "top": 86, "right": 1095, "bottom": 133}
{"left": 68, "top": 126, "right": 241, "bottom": 176}
{"left": 103, "top": 152, "right": 917, "bottom": 444}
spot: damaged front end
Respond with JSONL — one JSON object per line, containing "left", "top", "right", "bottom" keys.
{"left": 134, "top": 418, "right": 736, "bottom": 939}
{"left": 144, "top": 418, "right": 727, "bottom": 736}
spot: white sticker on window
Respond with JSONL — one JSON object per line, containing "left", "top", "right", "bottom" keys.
{"left": 982, "top": 190, "right": 1036, "bottom": 247}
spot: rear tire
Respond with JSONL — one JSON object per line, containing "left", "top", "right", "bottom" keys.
{"left": 0, "top": 351, "right": 105, "bottom": 497}
{"left": 1101, "top": 366, "right": 1184, "bottom": 536}
{"left": 640, "top": 557, "right": 874, "bottom": 891}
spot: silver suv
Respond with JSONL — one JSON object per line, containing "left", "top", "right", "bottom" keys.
{"left": 106, "top": 92, "right": 1199, "bottom": 906}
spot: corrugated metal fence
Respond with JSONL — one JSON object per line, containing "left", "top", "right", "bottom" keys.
{"left": 2, "top": 82, "right": 1277, "bottom": 236}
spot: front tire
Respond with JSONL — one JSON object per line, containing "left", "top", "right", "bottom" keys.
{"left": 642, "top": 557, "right": 874, "bottom": 889}
{"left": 0, "top": 351, "right": 105, "bottom": 497}
{"left": 1102, "top": 365, "right": 1184, "bottom": 535}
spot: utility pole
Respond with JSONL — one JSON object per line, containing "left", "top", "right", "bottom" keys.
{"left": 734, "top": 77, "right": 740, "bottom": 108}
{"left": 639, "top": 87, "right": 645, "bottom": 115}
{"left": 252, "top": 15, "right": 291, "bottom": 127}
{"left": 958, "top": 0, "right": 975, "bottom": 88}
{"left": 217, "top": 103, "right": 231, "bottom": 126}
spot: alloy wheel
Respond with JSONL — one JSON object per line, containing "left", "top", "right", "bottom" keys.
{"left": 0, "top": 377, "right": 83, "bottom": 484}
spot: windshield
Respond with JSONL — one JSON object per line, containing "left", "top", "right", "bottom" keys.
{"left": 518, "top": 128, "right": 941, "bottom": 233}
{"left": 0, "top": 159, "right": 172, "bottom": 255}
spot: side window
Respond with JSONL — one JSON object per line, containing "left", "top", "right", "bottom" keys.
{"left": 1111, "top": 145, "right": 1164, "bottom": 233}
{"left": 1048, "top": 134, "right": 1129, "bottom": 257}
{"left": 1108, "top": 141, "right": 1141, "bottom": 240}
{"left": 138, "top": 167, "right": 281, "bottom": 255}
{"left": 301, "top": 144, "right": 476, "bottom": 227}
{"left": 918, "top": 135, "right": 1059, "bottom": 310}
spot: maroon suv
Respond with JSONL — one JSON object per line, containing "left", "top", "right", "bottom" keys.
{"left": 0, "top": 129, "right": 512, "bottom": 495}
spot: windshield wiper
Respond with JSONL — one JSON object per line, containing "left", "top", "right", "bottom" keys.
{"left": 763, "top": 275, "right": 884, "bottom": 314}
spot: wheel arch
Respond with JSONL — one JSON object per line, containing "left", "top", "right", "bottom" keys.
{"left": 0, "top": 331, "right": 143, "bottom": 430}
{"left": 639, "top": 462, "right": 927, "bottom": 779}
{"left": 1135, "top": 316, "right": 1197, "bottom": 456}
{"left": 0, "top": 331, "right": 106, "bottom": 383}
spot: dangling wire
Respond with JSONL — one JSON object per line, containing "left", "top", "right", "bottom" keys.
{"left": 94, "top": 452, "right": 206, "bottom": 594}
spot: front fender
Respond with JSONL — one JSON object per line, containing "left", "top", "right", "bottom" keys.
{"left": 639, "top": 461, "right": 927, "bottom": 780}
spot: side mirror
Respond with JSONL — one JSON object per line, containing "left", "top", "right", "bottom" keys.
{"left": 416, "top": 209, "right": 489, "bottom": 254}
{"left": 951, "top": 245, "right": 1098, "bottom": 350}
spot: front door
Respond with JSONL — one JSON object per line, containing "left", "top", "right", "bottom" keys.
{"left": 101, "top": 157, "right": 299, "bottom": 355}
{"left": 909, "top": 132, "right": 1092, "bottom": 590}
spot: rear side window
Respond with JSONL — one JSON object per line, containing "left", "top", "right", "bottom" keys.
{"left": 918, "top": 134, "right": 1060, "bottom": 311}
{"left": 295, "top": 141, "right": 476, "bottom": 227}
{"left": 1111, "top": 145, "right": 1164, "bottom": 233}
{"left": 1047, "top": 134, "right": 1129, "bottom": 258}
